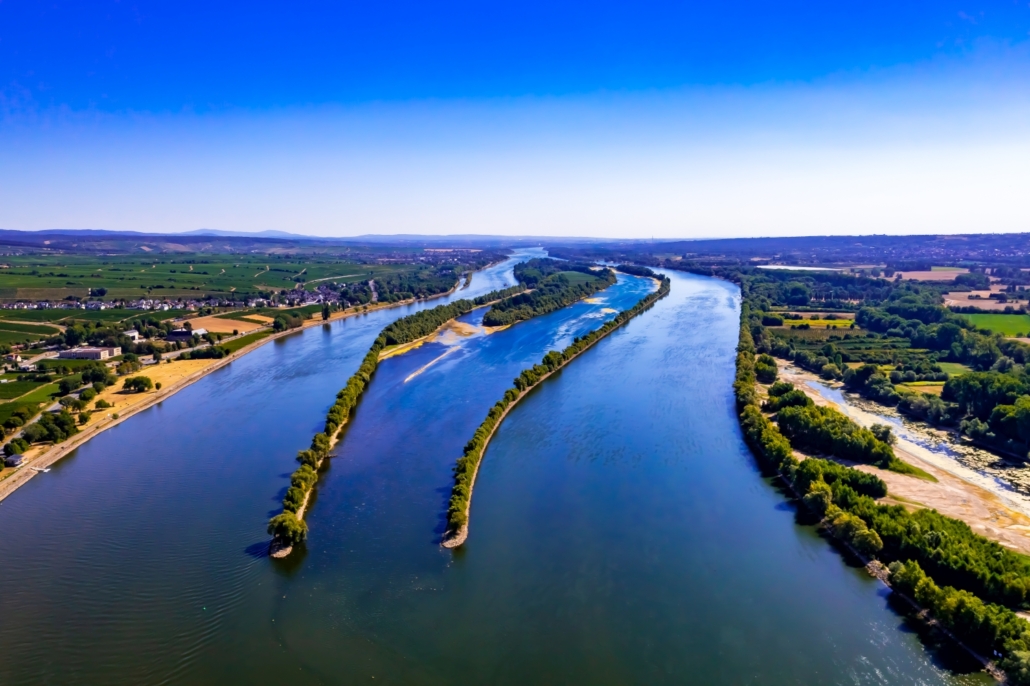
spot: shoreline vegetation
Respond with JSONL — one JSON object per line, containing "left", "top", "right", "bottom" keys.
{"left": 734, "top": 299, "right": 1030, "bottom": 683}
{"left": 266, "top": 284, "right": 530, "bottom": 558}
{"left": 268, "top": 262, "right": 633, "bottom": 556}
{"left": 0, "top": 274, "right": 485, "bottom": 504}
{"left": 442, "top": 268, "right": 671, "bottom": 548}
{"left": 481, "top": 259, "right": 616, "bottom": 327}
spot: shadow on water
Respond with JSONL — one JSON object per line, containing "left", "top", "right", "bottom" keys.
{"left": 244, "top": 540, "right": 270, "bottom": 559}
{"left": 885, "top": 593, "right": 988, "bottom": 676}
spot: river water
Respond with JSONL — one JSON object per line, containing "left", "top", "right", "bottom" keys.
{"left": 0, "top": 260, "right": 990, "bottom": 684}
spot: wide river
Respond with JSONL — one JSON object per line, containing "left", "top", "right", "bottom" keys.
{"left": 0, "top": 254, "right": 990, "bottom": 685}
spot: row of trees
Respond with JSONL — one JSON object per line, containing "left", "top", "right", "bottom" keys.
{"left": 379, "top": 285, "right": 524, "bottom": 346}
{"left": 734, "top": 300, "right": 1030, "bottom": 682}
{"left": 265, "top": 283, "right": 527, "bottom": 550}
{"left": 445, "top": 275, "right": 671, "bottom": 539}
{"left": 890, "top": 559, "right": 1030, "bottom": 677}
{"left": 482, "top": 260, "right": 617, "bottom": 327}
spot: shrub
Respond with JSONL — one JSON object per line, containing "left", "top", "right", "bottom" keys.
{"left": 122, "top": 376, "right": 154, "bottom": 393}
{"left": 267, "top": 512, "right": 308, "bottom": 545}
{"left": 755, "top": 354, "right": 778, "bottom": 383}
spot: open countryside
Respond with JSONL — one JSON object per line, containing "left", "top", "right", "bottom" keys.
{"left": 4, "top": 3, "right": 1030, "bottom": 685}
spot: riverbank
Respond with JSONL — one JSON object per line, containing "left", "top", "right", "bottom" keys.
{"left": 443, "top": 273, "right": 671, "bottom": 548}
{"left": 778, "top": 363, "right": 1030, "bottom": 556}
{"left": 0, "top": 280, "right": 473, "bottom": 504}
{"left": 267, "top": 283, "right": 532, "bottom": 557}
{"left": 377, "top": 290, "right": 523, "bottom": 360}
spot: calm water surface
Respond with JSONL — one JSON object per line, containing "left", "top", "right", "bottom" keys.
{"left": 0, "top": 262, "right": 989, "bottom": 685}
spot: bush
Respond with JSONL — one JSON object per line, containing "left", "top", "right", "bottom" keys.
{"left": 755, "top": 354, "right": 778, "bottom": 383}
{"left": 267, "top": 512, "right": 308, "bottom": 545}
{"left": 57, "top": 377, "right": 80, "bottom": 396}
{"left": 95, "top": 399, "right": 112, "bottom": 409}
{"left": 4, "top": 437, "right": 29, "bottom": 456}
{"left": 122, "top": 376, "right": 154, "bottom": 393}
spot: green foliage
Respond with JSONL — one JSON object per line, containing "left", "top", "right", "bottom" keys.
{"left": 219, "top": 330, "right": 272, "bottom": 354}
{"left": 122, "top": 376, "right": 154, "bottom": 393}
{"left": 734, "top": 287, "right": 1030, "bottom": 682}
{"left": 755, "top": 353, "right": 778, "bottom": 383}
{"left": 776, "top": 403, "right": 898, "bottom": 469}
{"left": 22, "top": 410, "right": 79, "bottom": 444}
{"left": 266, "top": 282, "right": 532, "bottom": 547}
{"left": 482, "top": 259, "right": 616, "bottom": 326}
{"left": 446, "top": 276, "right": 672, "bottom": 533}
{"left": 890, "top": 559, "right": 1030, "bottom": 681}
{"left": 378, "top": 284, "right": 523, "bottom": 347}
{"left": 272, "top": 314, "right": 304, "bottom": 332}
{"left": 4, "top": 437, "right": 30, "bottom": 456}
{"left": 181, "top": 345, "right": 228, "bottom": 360}
{"left": 267, "top": 512, "right": 308, "bottom": 545}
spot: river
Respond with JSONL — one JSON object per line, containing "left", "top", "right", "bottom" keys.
{"left": 0, "top": 261, "right": 990, "bottom": 684}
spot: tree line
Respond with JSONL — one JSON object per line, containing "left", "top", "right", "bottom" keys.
{"left": 734, "top": 300, "right": 1030, "bottom": 683}
{"left": 445, "top": 275, "right": 671, "bottom": 543}
{"left": 265, "top": 283, "right": 526, "bottom": 551}
{"left": 482, "top": 259, "right": 617, "bottom": 327}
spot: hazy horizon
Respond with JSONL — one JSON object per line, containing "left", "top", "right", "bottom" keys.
{"left": 2, "top": 2, "right": 1028, "bottom": 238}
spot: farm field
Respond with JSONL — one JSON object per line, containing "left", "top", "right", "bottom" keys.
{"left": 937, "top": 362, "right": 972, "bottom": 376}
{"left": 0, "top": 254, "right": 471, "bottom": 302}
{"left": 898, "top": 381, "right": 945, "bottom": 395}
{"left": 963, "top": 313, "right": 1030, "bottom": 337}
{"left": 556, "top": 270, "right": 601, "bottom": 285}
{"left": 0, "top": 309, "right": 186, "bottom": 324}
{"left": 896, "top": 267, "right": 969, "bottom": 281}
{"left": 780, "top": 319, "right": 859, "bottom": 329}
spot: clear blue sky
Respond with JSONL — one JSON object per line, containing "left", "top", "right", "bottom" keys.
{"left": 2, "top": 1, "right": 1029, "bottom": 237}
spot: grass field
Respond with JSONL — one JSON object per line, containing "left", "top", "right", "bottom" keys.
{"left": 0, "top": 330, "right": 46, "bottom": 345}
{"left": 556, "top": 271, "right": 604, "bottom": 285}
{"left": 0, "top": 380, "right": 50, "bottom": 400}
{"left": 0, "top": 309, "right": 130, "bottom": 323}
{"left": 16, "top": 382, "right": 60, "bottom": 404}
{"left": 0, "top": 322, "right": 62, "bottom": 335}
{"left": 963, "top": 313, "right": 1030, "bottom": 337}
{"left": 0, "top": 400, "right": 43, "bottom": 424}
{"left": 938, "top": 362, "right": 972, "bottom": 376}
{"left": 781, "top": 320, "right": 859, "bottom": 329}
{"left": 899, "top": 382, "right": 945, "bottom": 395}
{"left": 0, "top": 255, "right": 454, "bottom": 302}
{"left": 220, "top": 330, "right": 273, "bottom": 354}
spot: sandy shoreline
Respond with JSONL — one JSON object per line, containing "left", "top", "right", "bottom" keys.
{"left": 0, "top": 283, "right": 468, "bottom": 504}
{"left": 777, "top": 363, "right": 1030, "bottom": 555}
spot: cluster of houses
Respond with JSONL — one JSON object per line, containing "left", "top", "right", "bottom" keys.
{"left": 0, "top": 292, "right": 335, "bottom": 313}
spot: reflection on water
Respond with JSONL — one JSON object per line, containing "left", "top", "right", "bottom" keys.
{"left": 0, "top": 264, "right": 991, "bottom": 685}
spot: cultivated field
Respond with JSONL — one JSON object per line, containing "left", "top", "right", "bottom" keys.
{"left": 896, "top": 267, "right": 969, "bottom": 281}
{"left": 0, "top": 255, "right": 454, "bottom": 302}
{"left": 962, "top": 313, "right": 1030, "bottom": 337}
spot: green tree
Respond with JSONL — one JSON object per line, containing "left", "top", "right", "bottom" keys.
{"left": 322, "top": 302, "right": 331, "bottom": 321}
{"left": 123, "top": 376, "right": 154, "bottom": 393}
{"left": 267, "top": 512, "right": 308, "bottom": 545}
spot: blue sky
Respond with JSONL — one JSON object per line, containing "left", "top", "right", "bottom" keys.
{"left": 1, "top": 1, "right": 1029, "bottom": 238}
